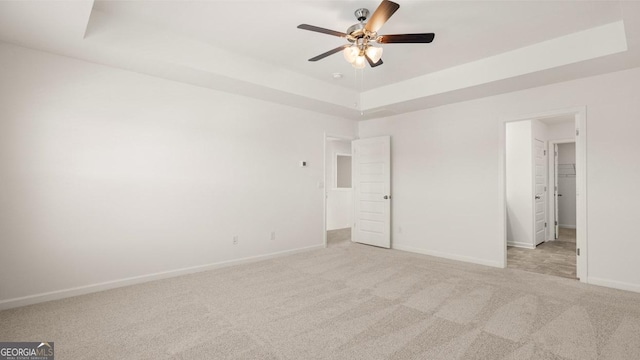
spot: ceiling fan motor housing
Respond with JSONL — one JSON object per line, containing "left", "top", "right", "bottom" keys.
{"left": 346, "top": 23, "right": 366, "bottom": 40}
{"left": 348, "top": 8, "right": 379, "bottom": 42}
{"left": 348, "top": 8, "right": 370, "bottom": 40}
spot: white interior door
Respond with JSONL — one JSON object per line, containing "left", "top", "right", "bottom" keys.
{"left": 534, "top": 139, "right": 547, "bottom": 245}
{"left": 553, "top": 143, "right": 559, "bottom": 239}
{"left": 352, "top": 136, "right": 391, "bottom": 248}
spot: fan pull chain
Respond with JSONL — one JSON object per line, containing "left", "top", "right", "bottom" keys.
{"left": 353, "top": 67, "right": 359, "bottom": 112}
{"left": 352, "top": 68, "right": 365, "bottom": 116}
{"left": 360, "top": 69, "right": 364, "bottom": 116}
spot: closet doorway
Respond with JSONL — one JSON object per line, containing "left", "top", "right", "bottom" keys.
{"left": 550, "top": 140, "right": 577, "bottom": 242}
{"left": 502, "top": 108, "right": 587, "bottom": 281}
{"left": 323, "top": 135, "right": 354, "bottom": 248}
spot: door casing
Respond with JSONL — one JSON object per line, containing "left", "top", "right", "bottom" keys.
{"left": 323, "top": 133, "right": 356, "bottom": 248}
{"left": 499, "top": 106, "right": 587, "bottom": 282}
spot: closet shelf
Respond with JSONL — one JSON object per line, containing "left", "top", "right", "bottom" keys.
{"left": 558, "top": 163, "right": 576, "bottom": 177}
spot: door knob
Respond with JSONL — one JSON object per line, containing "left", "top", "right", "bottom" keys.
{"left": 384, "top": 195, "right": 389, "bottom": 199}
{"left": 535, "top": 195, "right": 541, "bottom": 200}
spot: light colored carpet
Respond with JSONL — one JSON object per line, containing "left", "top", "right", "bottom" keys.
{"left": 327, "top": 228, "right": 351, "bottom": 248}
{"left": 2, "top": 241, "right": 640, "bottom": 359}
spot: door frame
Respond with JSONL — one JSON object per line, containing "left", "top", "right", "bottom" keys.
{"left": 323, "top": 133, "right": 356, "bottom": 248}
{"left": 499, "top": 106, "right": 588, "bottom": 282}
{"left": 547, "top": 138, "right": 576, "bottom": 241}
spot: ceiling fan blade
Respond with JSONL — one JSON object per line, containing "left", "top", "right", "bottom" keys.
{"left": 365, "top": 0, "right": 400, "bottom": 33}
{"left": 308, "top": 45, "right": 350, "bottom": 62}
{"left": 297, "top": 24, "right": 348, "bottom": 38}
{"left": 365, "top": 54, "right": 384, "bottom": 68}
{"left": 377, "top": 33, "right": 435, "bottom": 44}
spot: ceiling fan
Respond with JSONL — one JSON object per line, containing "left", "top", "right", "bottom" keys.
{"left": 297, "top": 0, "right": 435, "bottom": 69}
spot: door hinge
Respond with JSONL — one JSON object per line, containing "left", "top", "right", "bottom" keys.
{"left": 555, "top": 221, "right": 558, "bottom": 225}
{"left": 577, "top": 248, "right": 580, "bottom": 256}
{"left": 544, "top": 150, "right": 546, "bottom": 156}
{"left": 576, "top": 129, "right": 580, "bottom": 136}
{"left": 544, "top": 222, "right": 547, "bottom": 228}
{"left": 544, "top": 186, "right": 547, "bottom": 192}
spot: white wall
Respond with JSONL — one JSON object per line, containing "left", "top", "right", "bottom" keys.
{"left": 325, "top": 140, "right": 352, "bottom": 230}
{"left": 558, "top": 142, "right": 577, "bottom": 164}
{"left": 506, "top": 121, "right": 533, "bottom": 248}
{"left": 532, "top": 119, "right": 549, "bottom": 143}
{"left": 547, "top": 121, "right": 575, "bottom": 140}
{"left": 557, "top": 143, "right": 577, "bottom": 228}
{"left": 359, "top": 66, "right": 640, "bottom": 292}
{"left": 0, "top": 43, "right": 357, "bottom": 306}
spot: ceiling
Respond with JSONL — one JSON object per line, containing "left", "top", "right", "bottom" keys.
{"left": 1, "top": 1, "right": 640, "bottom": 120}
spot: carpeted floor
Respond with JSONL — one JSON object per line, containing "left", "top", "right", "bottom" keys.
{"left": 327, "top": 228, "right": 351, "bottom": 247}
{"left": 2, "top": 238, "right": 640, "bottom": 359}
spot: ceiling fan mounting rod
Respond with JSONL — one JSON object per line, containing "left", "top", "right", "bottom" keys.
{"left": 354, "top": 8, "right": 370, "bottom": 22}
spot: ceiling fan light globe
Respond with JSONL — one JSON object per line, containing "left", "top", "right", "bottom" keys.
{"left": 366, "top": 46, "right": 383, "bottom": 63}
{"left": 353, "top": 55, "right": 366, "bottom": 69}
{"left": 343, "top": 46, "right": 358, "bottom": 63}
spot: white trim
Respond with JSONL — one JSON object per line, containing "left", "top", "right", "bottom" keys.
{"left": 498, "top": 117, "right": 507, "bottom": 268}
{"left": 394, "top": 244, "right": 503, "bottom": 268}
{"left": 499, "top": 106, "right": 588, "bottom": 282}
{"left": 588, "top": 277, "right": 640, "bottom": 294}
{"left": 575, "top": 109, "right": 588, "bottom": 282}
{"left": 507, "top": 242, "right": 536, "bottom": 249}
{"left": 501, "top": 107, "right": 585, "bottom": 123}
{"left": 0, "top": 244, "right": 323, "bottom": 311}
{"left": 323, "top": 133, "right": 356, "bottom": 248}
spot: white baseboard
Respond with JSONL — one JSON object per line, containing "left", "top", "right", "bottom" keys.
{"left": 393, "top": 244, "right": 502, "bottom": 268}
{"left": 559, "top": 224, "right": 576, "bottom": 229}
{"left": 0, "top": 244, "right": 323, "bottom": 311}
{"left": 507, "top": 241, "right": 536, "bottom": 249}
{"left": 587, "top": 277, "right": 640, "bottom": 294}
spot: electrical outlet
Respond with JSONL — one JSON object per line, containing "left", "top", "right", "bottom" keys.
{"left": 233, "top": 236, "right": 238, "bottom": 245}
{"left": 271, "top": 231, "right": 276, "bottom": 241}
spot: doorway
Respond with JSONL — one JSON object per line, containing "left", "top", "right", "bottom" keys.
{"left": 501, "top": 108, "right": 587, "bottom": 282}
{"left": 550, "top": 140, "right": 577, "bottom": 239}
{"left": 324, "top": 135, "right": 354, "bottom": 248}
